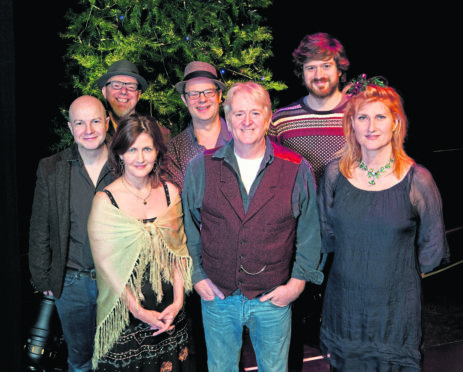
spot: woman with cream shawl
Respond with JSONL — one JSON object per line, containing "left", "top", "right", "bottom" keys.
{"left": 88, "top": 114, "right": 192, "bottom": 371}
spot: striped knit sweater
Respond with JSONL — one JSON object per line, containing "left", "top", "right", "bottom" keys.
{"left": 268, "top": 96, "right": 348, "bottom": 185}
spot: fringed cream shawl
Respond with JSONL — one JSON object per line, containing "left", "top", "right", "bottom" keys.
{"left": 87, "top": 193, "right": 192, "bottom": 368}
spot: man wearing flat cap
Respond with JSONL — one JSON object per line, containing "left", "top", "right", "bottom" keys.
{"left": 97, "top": 59, "right": 170, "bottom": 141}
{"left": 165, "top": 61, "right": 231, "bottom": 191}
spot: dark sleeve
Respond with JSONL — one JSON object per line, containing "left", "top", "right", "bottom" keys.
{"left": 28, "top": 159, "right": 52, "bottom": 292}
{"left": 181, "top": 154, "right": 207, "bottom": 285}
{"left": 410, "top": 165, "right": 450, "bottom": 273}
{"left": 291, "top": 159, "right": 324, "bottom": 285}
{"left": 317, "top": 160, "right": 341, "bottom": 254}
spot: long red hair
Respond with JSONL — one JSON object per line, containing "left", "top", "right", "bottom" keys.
{"left": 339, "top": 85, "right": 414, "bottom": 179}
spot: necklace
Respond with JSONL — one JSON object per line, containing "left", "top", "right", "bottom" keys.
{"left": 122, "top": 177, "right": 152, "bottom": 205}
{"left": 359, "top": 158, "right": 394, "bottom": 185}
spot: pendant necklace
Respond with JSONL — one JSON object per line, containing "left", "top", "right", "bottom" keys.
{"left": 358, "top": 158, "right": 394, "bottom": 185}
{"left": 122, "top": 177, "right": 152, "bottom": 205}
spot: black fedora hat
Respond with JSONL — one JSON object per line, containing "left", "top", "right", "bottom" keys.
{"left": 97, "top": 60, "right": 148, "bottom": 92}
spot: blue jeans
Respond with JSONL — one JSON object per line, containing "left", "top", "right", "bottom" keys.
{"left": 54, "top": 270, "right": 97, "bottom": 372}
{"left": 201, "top": 293, "right": 292, "bottom": 372}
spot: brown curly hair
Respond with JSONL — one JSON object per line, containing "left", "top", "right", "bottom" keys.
{"left": 292, "top": 32, "right": 350, "bottom": 82}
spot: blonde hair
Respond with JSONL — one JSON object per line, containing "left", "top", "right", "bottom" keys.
{"left": 339, "top": 85, "right": 414, "bottom": 179}
{"left": 223, "top": 81, "right": 272, "bottom": 124}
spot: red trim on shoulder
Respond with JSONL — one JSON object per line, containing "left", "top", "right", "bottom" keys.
{"left": 271, "top": 142, "right": 302, "bottom": 164}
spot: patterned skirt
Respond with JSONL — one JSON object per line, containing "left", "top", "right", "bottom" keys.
{"left": 96, "top": 279, "right": 190, "bottom": 372}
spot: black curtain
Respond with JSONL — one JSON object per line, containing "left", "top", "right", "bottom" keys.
{"left": 0, "top": 0, "right": 21, "bottom": 369}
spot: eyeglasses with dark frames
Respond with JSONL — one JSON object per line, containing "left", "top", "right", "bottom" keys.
{"left": 184, "top": 89, "right": 219, "bottom": 100}
{"left": 105, "top": 81, "right": 140, "bottom": 91}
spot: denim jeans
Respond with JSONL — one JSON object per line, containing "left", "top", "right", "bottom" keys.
{"left": 54, "top": 270, "right": 97, "bottom": 372}
{"left": 201, "top": 293, "right": 292, "bottom": 372}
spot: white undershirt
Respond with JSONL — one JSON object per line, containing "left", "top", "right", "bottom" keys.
{"left": 234, "top": 151, "right": 264, "bottom": 194}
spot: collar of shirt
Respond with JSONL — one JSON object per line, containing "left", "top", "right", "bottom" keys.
{"left": 300, "top": 94, "right": 349, "bottom": 114}
{"left": 69, "top": 143, "right": 84, "bottom": 166}
{"left": 68, "top": 143, "right": 111, "bottom": 182}
{"left": 213, "top": 136, "right": 274, "bottom": 170}
{"left": 188, "top": 117, "right": 232, "bottom": 147}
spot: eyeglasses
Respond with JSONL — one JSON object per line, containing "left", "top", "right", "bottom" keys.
{"left": 184, "top": 89, "right": 219, "bottom": 100}
{"left": 105, "top": 81, "right": 140, "bottom": 91}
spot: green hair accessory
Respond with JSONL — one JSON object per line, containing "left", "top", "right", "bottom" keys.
{"left": 347, "top": 74, "right": 388, "bottom": 95}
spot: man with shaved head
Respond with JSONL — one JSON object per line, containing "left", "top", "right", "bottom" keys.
{"left": 29, "top": 96, "right": 113, "bottom": 371}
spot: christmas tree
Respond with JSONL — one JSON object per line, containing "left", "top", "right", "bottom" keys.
{"left": 57, "top": 0, "right": 286, "bottom": 147}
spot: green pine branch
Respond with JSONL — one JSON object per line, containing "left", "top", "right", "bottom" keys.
{"left": 56, "top": 0, "right": 285, "bottom": 149}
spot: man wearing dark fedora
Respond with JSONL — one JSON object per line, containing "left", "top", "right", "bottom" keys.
{"left": 165, "top": 61, "right": 231, "bottom": 191}
{"left": 164, "top": 61, "right": 231, "bottom": 371}
{"left": 97, "top": 59, "right": 170, "bottom": 141}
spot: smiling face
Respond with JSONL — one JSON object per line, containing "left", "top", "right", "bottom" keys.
{"left": 68, "top": 96, "right": 109, "bottom": 153}
{"left": 102, "top": 75, "right": 141, "bottom": 118}
{"left": 303, "top": 57, "right": 341, "bottom": 99}
{"left": 181, "top": 78, "right": 222, "bottom": 126}
{"left": 226, "top": 91, "right": 271, "bottom": 158}
{"left": 120, "top": 132, "right": 158, "bottom": 179}
{"left": 353, "top": 100, "right": 395, "bottom": 155}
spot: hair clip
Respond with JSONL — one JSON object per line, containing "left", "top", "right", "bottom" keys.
{"left": 347, "top": 74, "right": 388, "bottom": 95}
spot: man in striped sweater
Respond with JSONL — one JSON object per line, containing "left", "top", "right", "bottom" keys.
{"left": 268, "top": 32, "right": 351, "bottom": 371}
{"left": 268, "top": 32, "right": 350, "bottom": 186}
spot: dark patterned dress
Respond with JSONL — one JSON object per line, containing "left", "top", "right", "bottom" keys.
{"left": 96, "top": 182, "right": 189, "bottom": 372}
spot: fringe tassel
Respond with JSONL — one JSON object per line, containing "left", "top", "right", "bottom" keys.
{"left": 92, "top": 224, "right": 192, "bottom": 368}
{"left": 92, "top": 293, "right": 130, "bottom": 369}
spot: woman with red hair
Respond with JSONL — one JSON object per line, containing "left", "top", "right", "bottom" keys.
{"left": 318, "top": 76, "right": 449, "bottom": 371}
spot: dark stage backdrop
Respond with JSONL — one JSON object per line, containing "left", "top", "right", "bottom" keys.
{"left": 1, "top": 0, "right": 21, "bottom": 370}
{"left": 9, "top": 1, "right": 462, "bottom": 369}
